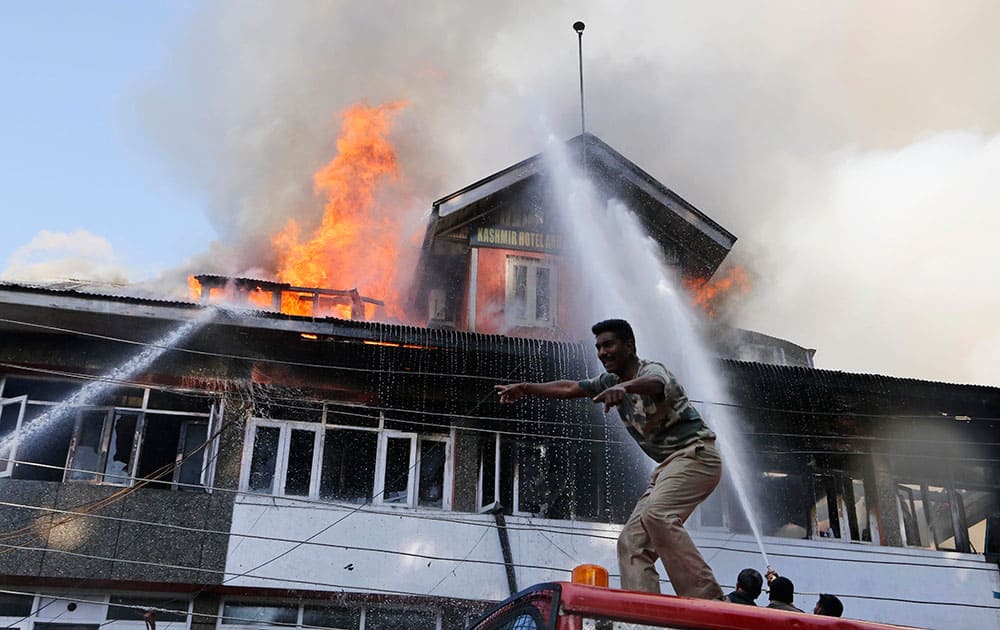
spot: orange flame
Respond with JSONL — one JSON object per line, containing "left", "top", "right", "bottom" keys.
{"left": 682, "top": 266, "right": 750, "bottom": 318}
{"left": 188, "top": 276, "right": 202, "bottom": 301}
{"left": 273, "top": 101, "right": 409, "bottom": 319}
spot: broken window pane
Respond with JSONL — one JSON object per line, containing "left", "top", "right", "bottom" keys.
{"left": 138, "top": 413, "right": 188, "bottom": 487}
{"left": 479, "top": 435, "right": 498, "bottom": 509}
{"left": 320, "top": 429, "right": 376, "bottom": 504}
{"left": 0, "top": 396, "right": 26, "bottom": 475}
{"left": 248, "top": 426, "right": 280, "bottom": 493}
{"left": 383, "top": 436, "right": 413, "bottom": 504}
{"left": 954, "top": 487, "right": 999, "bottom": 554}
{"left": 923, "top": 484, "right": 955, "bottom": 550}
{"left": 15, "top": 404, "right": 72, "bottom": 481}
{"left": 897, "top": 484, "right": 922, "bottom": 546}
{"left": 284, "top": 429, "right": 316, "bottom": 496}
{"left": 103, "top": 412, "right": 138, "bottom": 485}
{"left": 176, "top": 421, "right": 209, "bottom": 489}
{"left": 68, "top": 410, "right": 106, "bottom": 481}
{"left": 517, "top": 443, "right": 544, "bottom": 515}
{"left": 812, "top": 475, "right": 843, "bottom": 539}
{"left": 758, "top": 471, "right": 809, "bottom": 538}
{"left": 418, "top": 438, "right": 445, "bottom": 508}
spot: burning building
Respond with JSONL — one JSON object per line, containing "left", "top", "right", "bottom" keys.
{"left": 0, "top": 133, "right": 998, "bottom": 630}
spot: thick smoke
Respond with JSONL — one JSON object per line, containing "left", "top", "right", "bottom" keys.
{"left": 132, "top": 1, "right": 999, "bottom": 385}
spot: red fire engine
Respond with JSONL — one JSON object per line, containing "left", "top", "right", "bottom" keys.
{"left": 467, "top": 565, "right": 913, "bottom": 630}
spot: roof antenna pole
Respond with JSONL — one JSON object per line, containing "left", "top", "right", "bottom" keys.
{"left": 573, "top": 21, "right": 586, "bottom": 135}
{"left": 573, "top": 21, "right": 587, "bottom": 177}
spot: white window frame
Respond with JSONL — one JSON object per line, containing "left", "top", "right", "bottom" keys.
{"left": 505, "top": 255, "right": 556, "bottom": 327}
{"left": 416, "top": 433, "right": 453, "bottom": 511}
{"left": 477, "top": 433, "right": 501, "bottom": 512}
{"left": 241, "top": 416, "right": 454, "bottom": 510}
{"left": 65, "top": 407, "right": 145, "bottom": 486}
{"left": 240, "top": 419, "right": 323, "bottom": 498}
{"left": 0, "top": 395, "right": 28, "bottom": 477}
{"left": 375, "top": 431, "right": 417, "bottom": 507}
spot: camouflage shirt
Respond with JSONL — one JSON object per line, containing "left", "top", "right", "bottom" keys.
{"left": 578, "top": 358, "right": 715, "bottom": 463}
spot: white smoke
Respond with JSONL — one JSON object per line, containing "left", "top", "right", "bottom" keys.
{"left": 127, "top": 1, "right": 999, "bottom": 385}
{"left": 1, "top": 229, "right": 131, "bottom": 285}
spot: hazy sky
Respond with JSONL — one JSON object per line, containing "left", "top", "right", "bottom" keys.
{"left": 2, "top": 1, "right": 997, "bottom": 386}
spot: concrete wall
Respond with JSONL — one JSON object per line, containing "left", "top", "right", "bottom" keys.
{"left": 227, "top": 496, "right": 1000, "bottom": 630}
{"left": 0, "top": 479, "right": 234, "bottom": 584}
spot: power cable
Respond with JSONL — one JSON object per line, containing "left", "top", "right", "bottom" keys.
{"left": 3, "top": 316, "right": 998, "bottom": 422}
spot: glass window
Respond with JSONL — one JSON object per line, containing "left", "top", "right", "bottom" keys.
{"left": 320, "top": 429, "right": 377, "bottom": 503}
{"left": 0, "top": 592, "right": 33, "bottom": 616}
{"left": 952, "top": 487, "right": 999, "bottom": 554}
{"left": 515, "top": 443, "right": 545, "bottom": 515}
{"left": 67, "top": 410, "right": 109, "bottom": 481}
{"left": 535, "top": 267, "right": 551, "bottom": 321}
{"left": 284, "top": 429, "right": 317, "bottom": 496}
{"left": 103, "top": 412, "right": 138, "bottom": 485}
{"left": 479, "top": 434, "right": 499, "bottom": 510}
{"left": 65, "top": 409, "right": 141, "bottom": 485}
{"left": 417, "top": 438, "right": 446, "bottom": 509}
{"left": 382, "top": 435, "right": 414, "bottom": 505}
{"left": 506, "top": 256, "right": 556, "bottom": 327}
{"left": 175, "top": 421, "right": 209, "bottom": 489}
{"left": 757, "top": 472, "right": 809, "bottom": 538}
{"left": 221, "top": 603, "right": 297, "bottom": 626}
{"left": 812, "top": 475, "right": 842, "bottom": 539}
{"left": 0, "top": 376, "right": 77, "bottom": 402}
{"left": 0, "top": 396, "right": 27, "bottom": 477}
{"left": 248, "top": 426, "right": 281, "bottom": 493}
{"left": 302, "top": 605, "right": 359, "bottom": 630}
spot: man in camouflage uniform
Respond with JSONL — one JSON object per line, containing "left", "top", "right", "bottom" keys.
{"left": 496, "top": 318, "right": 723, "bottom": 599}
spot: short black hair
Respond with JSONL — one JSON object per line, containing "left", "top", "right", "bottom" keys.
{"left": 591, "top": 319, "right": 635, "bottom": 345}
{"left": 736, "top": 568, "right": 763, "bottom": 599}
{"left": 768, "top": 577, "right": 794, "bottom": 604}
{"left": 816, "top": 594, "right": 843, "bottom": 617}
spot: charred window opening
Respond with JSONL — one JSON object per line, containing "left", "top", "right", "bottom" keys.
{"left": 321, "top": 428, "right": 377, "bottom": 504}
{"left": 478, "top": 437, "right": 551, "bottom": 517}
{"left": 66, "top": 409, "right": 141, "bottom": 485}
{"left": 896, "top": 479, "right": 999, "bottom": 554}
{"left": 243, "top": 414, "right": 451, "bottom": 509}
{"left": 0, "top": 374, "right": 217, "bottom": 489}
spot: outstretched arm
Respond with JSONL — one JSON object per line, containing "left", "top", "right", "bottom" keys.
{"left": 495, "top": 380, "right": 587, "bottom": 403}
{"left": 592, "top": 375, "right": 665, "bottom": 412}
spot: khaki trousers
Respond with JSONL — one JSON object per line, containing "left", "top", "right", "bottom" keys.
{"left": 617, "top": 439, "right": 723, "bottom": 599}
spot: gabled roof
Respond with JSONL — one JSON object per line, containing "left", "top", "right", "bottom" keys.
{"left": 424, "top": 133, "right": 737, "bottom": 278}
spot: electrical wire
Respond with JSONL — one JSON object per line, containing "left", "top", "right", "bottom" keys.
{"left": 0, "top": 468, "right": 993, "bottom": 575}
{"left": 5, "top": 369, "right": 999, "bottom": 455}
{"left": 1, "top": 333, "right": 997, "bottom": 608}
{"left": 3, "top": 316, "right": 998, "bottom": 422}
{"left": 0, "top": 318, "right": 520, "bottom": 383}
